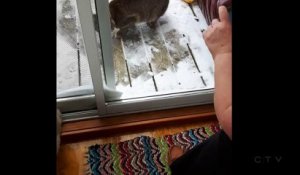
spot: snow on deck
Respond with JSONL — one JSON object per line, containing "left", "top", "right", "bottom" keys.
{"left": 57, "top": 0, "right": 214, "bottom": 101}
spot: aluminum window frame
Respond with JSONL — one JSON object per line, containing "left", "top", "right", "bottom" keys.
{"left": 58, "top": 0, "right": 214, "bottom": 121}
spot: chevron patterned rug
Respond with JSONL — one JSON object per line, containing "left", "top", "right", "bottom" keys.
{"left": 87, "top": 124, "right": 220, "bottom": 175}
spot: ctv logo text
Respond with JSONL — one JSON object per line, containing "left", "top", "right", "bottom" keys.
{"left": 254, "top": 156, "right": 282, "bottom": 164}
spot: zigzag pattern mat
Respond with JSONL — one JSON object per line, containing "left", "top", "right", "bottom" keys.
{"left": 87, "top": 124, "right": 220, "bottom": 175}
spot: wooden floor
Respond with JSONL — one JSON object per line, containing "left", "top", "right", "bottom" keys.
{"left": 57, "top": 120, "right": 217, "bottom": 175}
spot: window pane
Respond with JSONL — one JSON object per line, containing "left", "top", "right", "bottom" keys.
{"left": 57, "top": 0, "right": 93, "bottom": 98}
{"left": 98, "top": 0, "right": 215, "bottom": 101}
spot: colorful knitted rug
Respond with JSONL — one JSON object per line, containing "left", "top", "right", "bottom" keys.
{"left": 87, "top": 124, "right": 220, "bottom": 175}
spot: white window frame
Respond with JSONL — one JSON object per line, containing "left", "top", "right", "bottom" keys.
{"left": 58, "top": 0, "right": 214, "bottom": 121}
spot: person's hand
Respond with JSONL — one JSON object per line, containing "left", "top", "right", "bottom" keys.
{"left": 203, "top": 6, "right": 231, "bottom": 59}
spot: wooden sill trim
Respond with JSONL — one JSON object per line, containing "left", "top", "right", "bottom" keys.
{"left": 61, "top": 104, "right": 216, "bottom": 144}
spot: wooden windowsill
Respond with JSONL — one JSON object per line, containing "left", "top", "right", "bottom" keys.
{"left": 61, "top": 104, "right": 216, "bottom": 144}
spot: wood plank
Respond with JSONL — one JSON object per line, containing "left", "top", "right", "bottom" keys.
{"left": 61, "top": 104, "right": 216, "bottom": 143}
{"left": 158, "top": 0, "right": 207, "bottom": 90}
{"left": 181, "top": 1, "right": 215, "bottom": 88}
{"left": 112, "top": 38, "right": 130, "bottom": 87}
{"left": 74, "top": 0, "right": 94, "bottom": 87}
{"left": 119, "top": 27, "right": 156, "bottom": 97}
{"left": 191, "top": 3, "right": 209, "bottom": 30}
{"left": 57, "top": 0, "right": 81, "bottom": 92}
{"left": 138, "top": 24, "right": 180, "bottom": 92}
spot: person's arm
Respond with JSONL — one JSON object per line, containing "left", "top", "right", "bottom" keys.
{"left": 214, "top": 53, "right": 231, "bottom": 139}
{"left": 203, "top": 6, "right": 232, "bottom": 139}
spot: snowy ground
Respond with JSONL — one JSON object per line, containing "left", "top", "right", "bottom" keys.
{"left": 57, "top": 0, "right": 93, "bottom": 94}
{"left": 57, "top": 0, "right": 214, "bottom": 101}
